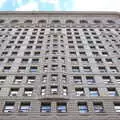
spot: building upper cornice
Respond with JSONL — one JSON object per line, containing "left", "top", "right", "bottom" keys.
{"left": 0, "top": 11, "right": 119, "bottom": 16}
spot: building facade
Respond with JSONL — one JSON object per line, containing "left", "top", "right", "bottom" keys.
{"left": 0, "top": 11, "right": 120, "bottom": 120}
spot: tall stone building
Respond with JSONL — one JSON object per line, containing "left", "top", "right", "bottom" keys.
{"left": 0, "top": 11, "right": 120, "bottom": 120}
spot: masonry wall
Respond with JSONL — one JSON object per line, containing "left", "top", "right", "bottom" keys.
{"left": 0, "top": 12, "right": 120, "bottom": 120}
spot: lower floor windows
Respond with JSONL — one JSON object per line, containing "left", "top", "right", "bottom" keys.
{"left": 3, "top": 102, "right": 15, "bottom": 112}
{"left": 19, "top": 102, "right": 31, "bottom": 112}
{"left": 57, "top": 103, "right": 67, "bottom": 113}
{"left": 3, "top": 101, "right": 120, "bottom": 113}
{"left": 114, "top": 103, "right": 120, "bottom": 112}
{"left": 93, "top": 102, "right": 104, "bottom": 113}
{"left": 40, "top": 102, "right": 51, "bottom": 112}
{"left": 78, "top": 102, "right": 88, "bottom": 113}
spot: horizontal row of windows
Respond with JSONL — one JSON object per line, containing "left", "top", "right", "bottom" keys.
{"left": 0, "top": 19, "right": 117, "bottom": 24}
{"left": 0, "top": 87, "right": 120, "bottom": 97}
{"left": 1, "top": 50, "right": 119, "bottom": 56}
{"left": 0, "top": 28, "right": 120, "bottom": 33}
{"left": 1, "top": 34, "right": 117, "bottom": 41}
{"left": 0, "top": 75, "right": 120, "bottom": 84}
{"left": 0, "top": 65, "right": 119, "bottom": 73}
{"left": 2, "top": 101, "right": 120, "bottom": 113}
{"left": 0, "top": 74, "right": 120, "bottom": 84}
{"left": 0, "top": 57, "right": 119, "bottom": 64}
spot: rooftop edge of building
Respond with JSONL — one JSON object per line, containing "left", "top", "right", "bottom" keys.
{"left": 0, "top": 11, "right": 120, "bottom": 16}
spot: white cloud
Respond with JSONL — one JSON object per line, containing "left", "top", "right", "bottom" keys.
{"left": 0, "top": 0, "right": 6, "bottom": 8}
{"left": 16, "top": 1, "right": 39, "bottom": 11}
{"left": 72, "top": 0, "right": 120, "bottom": 11}
{"left": 40, "top": 0, "right": 61, "bottom": 10}
{"left": 16, "top": 0, "right": 23, "bottom": 6}
{"left": 40, "top": 0, "right": 58, "bottom": 4}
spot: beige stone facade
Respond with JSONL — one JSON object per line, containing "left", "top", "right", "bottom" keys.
{"left": 0, "top": 11, "right": 120, "bottom": 120}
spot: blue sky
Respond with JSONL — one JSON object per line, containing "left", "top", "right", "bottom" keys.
{"left": 0, "top": 0, "right": 120, "bottom": 11}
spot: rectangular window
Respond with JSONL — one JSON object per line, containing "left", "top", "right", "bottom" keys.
{"left": 73, "top": 76, "right": 82, "bottom": 84}
{"left": 71, "top": 58, "right": 78, "bottom": 64}
{"left": 51, "top": 74, "right": 58, "bottom": 81}
{"left": 105, "top": 58, "right": 113, "bottom": 64}
{"left": 51, "top": 57, "right": 58, "bottom": 62}
{"left": 19, "top": 102, "right": 31, "bottom": 112}
{"left": 3, "top": 102, "right": 15, "bottom": 112}
{"left": 14, "top": 76, "right": 23, "bottom": 84}
{"left": 110, "top": 67, "right": 118, "bottom": 73}
{"left": 27, "top": 76, "right": 35, "bottom": 84}
{"left": 115, "top": 76, "right": 120, "bottom": 83}
{"left": 0, "top": 58, "right": 4, "bottom": 63}
{"left": 34, "top": 51, "right": 40, "bottom": 56}
{"left": 107, "top": 88, "right": 118, "bottom": 96}
{"left": 24, "top": 51, "right": 31, "bottom": 56}
{"left": 93, "top": 102, "right": 104, "bottom": 113}
{"left": 75, "top": 88, "right": 85, "bottom": 96}
{"left": 114, "top": 103, "right": 120, "bottom": 112}
{"left": 36, "top": 45, "right": 41, "bottom": 49}
{"left": 11, "top": 51, "right": 18, "bottom": 56}
{"left": 24, "top": 88, "right": 33, "bottom": 96}
{"left": 9, "top": 88, "right": 19, "bottom": 96}
{"left": 89, "top": 88, "right": 99, "bottom": 96}
{"left": 32, "top": 58, "right": 39, "bottom": 63}
{"left": 21, "top": 59, "right": 29, "bottom": 63}
{"left": 51, "top": 65, "right": 58, "bottom": 71}
{"left": 98, "top": 66, "right": 107, "bottom": 73}
{"left": 72, "top": 66, "right": 80, "bottom": 72}
{"left": 63, "top": 86, "right": 68, "bottom": 96}
{"left": 3, "top": 66, "right": 11, "bottom": 72}
{"left": 102, "top": 76, "right": 112, "bottom": 84}
{"left": 51, "top": 86, "right": 58, "bottom": 95}
{"left": 42, "top": 75, "right": 47, "bottom": 83}
{"left": 40, "top": 103, "right": 51, "bottom": 112}
{"left": 0, "top": 76, "right": 6, "bottom": 84}
{"left": 83, "top": 66, "right": 92, "bottom": 72}
{"left": 7, "top": 58, "right": 15, "bottom": 63}
{"left": 92, "top": 52, "right": 99, "bottom": 56}
{"left": 18, "top": 66, "right": 26, "bottom": 72}
{"left": 79, "top": 51, "right": 86, "bottom": 55}
{"left": 95, "top": 58, "right": 103, "bottom": 64}
{"left": 57, "top": 103, "right": 67, "bottom": 113}
{"left": 62, "top": 75, "right": 67, "bottom": 83}
{"left": 81, "top": 58, "right": 89, "bottom": 63}
{"left": 86, "top": 76, "right": 95, "bottom": 84}
{"left": 41, "top": 86, "right": 46, "bottom": 96}
{"left": 29, "top": 66, "right": 37, "bottom": 72}
{"left": 43, "top": 65, "right": 48, "bottom": 72}
{"left": 78, "top": 102, "right": 88, "bottom": 113}
{"left": 102, "top": 52, "right": 108, "bottom": 56}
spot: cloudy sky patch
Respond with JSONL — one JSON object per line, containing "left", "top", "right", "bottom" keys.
{"left": 0, "top": 0, "right": 119, "bottom": 11}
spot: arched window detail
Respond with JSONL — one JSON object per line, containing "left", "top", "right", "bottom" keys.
{"left": 66, "top": 20, "right": 74, "bottom": 24}
{"left": 107, "top": 20, "right": 115, "bottom": 24}
{"left": 93, "top": 20, "right": 101, "bottom": 24}
{"left": 0, "top": 19, "right": 5, "bottom": 24}
{"left": 38, "top": 20, "right": 46, "bottom": 24}
{"left": 10, "top": 20, "right": 19, "bottom": 24}
{"left": 52, "top": 20, "right": 60, "bottom": 24}
{"left": 24, "top": 20, "right": 32, "bottom": 23}
{"left": 80, "top": 20, "right": 88, "bottom": 23}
